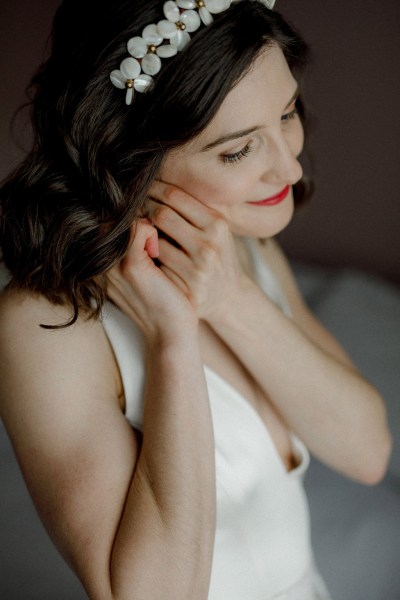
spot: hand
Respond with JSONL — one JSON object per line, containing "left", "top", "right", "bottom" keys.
{"left": 106, "top": 219, "right": 198, "bottom": 342}
{"left": 147, "top": 181, "right": 249, "bottom": 321}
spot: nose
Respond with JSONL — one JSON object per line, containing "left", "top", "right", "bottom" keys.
{"left": 262, "top": 135, "right": 303, "bottom": 185}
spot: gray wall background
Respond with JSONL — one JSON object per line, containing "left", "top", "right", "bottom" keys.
{"left": 1, "top": 0, "right": 399, "bottom": 282}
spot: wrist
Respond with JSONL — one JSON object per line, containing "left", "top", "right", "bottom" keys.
{"left": 146, "top": 317, "right": 200, "bottom": 350}
{"left": 145, "top": 323, "right": 204, "bottom": 382}
{"left": 206, "top": 274, "right": 260, "bottom": 327}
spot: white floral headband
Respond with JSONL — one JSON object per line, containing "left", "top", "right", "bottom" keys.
{"left": 110, "top": 0, "right": 276, "bottom": 105}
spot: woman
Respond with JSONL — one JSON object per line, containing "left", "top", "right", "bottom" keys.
{"left": 0, "top": 0, "right": 392, "bottom": 598}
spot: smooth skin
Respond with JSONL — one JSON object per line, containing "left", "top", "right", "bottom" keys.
{"left": 0, "top": 45, "right": 392, "bottom": 600}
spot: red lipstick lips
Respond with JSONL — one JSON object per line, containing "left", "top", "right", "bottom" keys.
{"left": 248, "top": 184, "right": 290, "bottom": 206}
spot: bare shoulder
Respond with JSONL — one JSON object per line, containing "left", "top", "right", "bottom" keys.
{"left": 0, "top": 286, "right": 125, "bottom": 451}
{"left": 0, "top": 286, "right": 98, "bottom": 340}
{"left": 0, "top": 285, "right": 110, "bottom": 349}
{"left": 0, "top": 287, "right": 122, "bottom": 417}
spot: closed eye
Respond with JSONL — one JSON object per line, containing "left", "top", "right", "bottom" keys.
{"left": 220, "top": 142, "right": 254, "bottom": 165}
{"left": 281, "top": 105, "right": 299, "bottom": 123}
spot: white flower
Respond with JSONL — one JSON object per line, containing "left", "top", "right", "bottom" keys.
{"left": 127, "top": 23, "right": 178, "bottom": 76}
{"left": 110, "top": 57, "right": 153, "bottom": 105}
{"left": 175, "top": 0, "right": 231, "bottom": 26}
{"left": 157, "top": 0, "right": 202, "bottom": 51}
{"left": 110, "top": 0, "right": 277, "bottom": 106}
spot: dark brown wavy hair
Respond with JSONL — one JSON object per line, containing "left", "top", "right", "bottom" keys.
{"left": 0, "top": 0, "right": 311, "bottom": 327}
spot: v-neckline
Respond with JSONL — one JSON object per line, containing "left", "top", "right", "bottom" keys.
{"left": 201, "top": 239, "right": 305, "bottom": 476}
{"left": 204, "top": 364, "right": 306, "bottom": 476}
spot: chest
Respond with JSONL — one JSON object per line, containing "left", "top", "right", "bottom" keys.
{"left": 199, "top": 322, "right": 297, "bottom": 472}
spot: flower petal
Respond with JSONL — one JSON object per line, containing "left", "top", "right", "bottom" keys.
{"left": 120, "top": 57, "right": 141, "bottom": 80}
{"left": 125, "top": 87, "right": 134, "bottom": 105}
{"left": 180, "top": 9, "right": 201, "bottom": 32}
{"left": 170, "top": 30, "right": 191, "bottom": 50}
{"left": 156, "top": 44, "right": 178, "bottom": 58}
{"left": 141, "top": 53, "right": 162, "bottom": 76}
{"left": 127, "top": 36, "right": 148, "bottom": 59}
{"left": 261, "top": 0, "right": 276, "bottom": 8}
{"left": 163, "top": 0, "right": 180, "bottom": 22}
{"left": 177, "top": 0, "right": 196, "bottom": 8}
{"left": 142, "top": 24, "right": 163, "bottom": 45}
{"left": 134, "top": 74, "right": 153, "bottom": 93}
{"left": 205, "top": 0, "right": 231, "bottom": 14}
{"left": 110, "top": 70, "right": 126, "bottom": 89}
{"left": 157, "top": 19, "right": 177, "bottom": 39}
{"left": 199, "top": 6, "right": 213, "bottom": 25}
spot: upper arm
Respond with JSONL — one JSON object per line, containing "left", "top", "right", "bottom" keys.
{"left": 257, "top": 238, "right": 355, "bottom": 368}
{"left": 0, "top": 290, "right": 140, "bottom": 598}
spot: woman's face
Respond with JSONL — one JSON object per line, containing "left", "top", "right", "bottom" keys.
{"left": 159, "top": 44, "right": 304, "bottom": 238}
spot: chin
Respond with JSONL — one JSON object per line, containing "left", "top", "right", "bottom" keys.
{"left": 229, "top": 200, "right": 294, "bottom": 238}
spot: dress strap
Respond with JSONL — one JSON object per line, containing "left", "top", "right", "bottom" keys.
{"left": 242, "top": 238, "right": 292, "bottom": 318}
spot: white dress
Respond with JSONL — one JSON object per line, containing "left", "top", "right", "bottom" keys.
{"left": 99, "top": 238, "right": 332, "bottom": 600}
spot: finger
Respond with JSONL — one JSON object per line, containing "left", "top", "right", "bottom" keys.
{"left": 144, "top": 228, "right": 159, "bottom": 259}
{"left": 159, "top": 264, "right": 189, "bottom": 296}
{"left": 125, "top": 219, "right": 159, "bottom": 264}
{"left": 149, "top": 179, "right": 217, "bottom": 229}
{"left": 149, "top": 203, "right": 202, "bottom": 256}
{"left": 158, "top": 237, "right": 191, "bottom": 273}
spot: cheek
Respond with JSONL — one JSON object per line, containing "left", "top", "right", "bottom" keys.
{"left": 291, "top": 121, "right": 305, "bottom": 157}
{"left": 161, "top": 153, "right": 256, "bottom": 208}
{"left": 193, "top": 175, "right": 251, "bottom": 209}
{"left": 172, "top": 166, "right": 251, "bottom": 208}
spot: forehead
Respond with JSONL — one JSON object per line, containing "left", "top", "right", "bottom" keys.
{"left": 193, "top": 44, "right": 297, "bottom": 146}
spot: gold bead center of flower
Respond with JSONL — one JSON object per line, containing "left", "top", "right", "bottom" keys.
{"left": 148, "top": 44, "right": 157, "bottom": 53}
{"left": 176, "top": 21, "right": 186, "bottom": 30}
{"left": 197, "top": 0, "right": 205, "bottom": 6}
{"left": 125, "top": 79, "right": 133, "bottom": 89}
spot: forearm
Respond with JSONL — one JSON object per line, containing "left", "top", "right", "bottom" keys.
{"left": 110, "top": 330, "right": 216, "bottom": 600}
{"left": 208, "top": 280, "right": 391, "bottom": 483}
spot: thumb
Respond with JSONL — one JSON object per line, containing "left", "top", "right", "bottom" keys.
{"left": 130, "top": 218, "right": 159, "bottom": 259}
{"left": 144, "top": 228, "right": 159, "bottom": 259}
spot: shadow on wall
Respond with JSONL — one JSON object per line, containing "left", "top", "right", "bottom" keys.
{"left": 1, "top": 0, "right": 400, "bottom": 282}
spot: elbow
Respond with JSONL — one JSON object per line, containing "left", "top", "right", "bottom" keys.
{"left": 359, "top": 427, "right": 393, "bottom": 486}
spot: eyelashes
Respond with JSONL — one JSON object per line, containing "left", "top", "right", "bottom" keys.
{"left": 221, "top": 142, "right": 254, "bottom": 164}
{"left": 220, "top": 106, "right": 299, "bottom": 165}
{"left": 281, "top": 106, "right": 298, "bottom": 123}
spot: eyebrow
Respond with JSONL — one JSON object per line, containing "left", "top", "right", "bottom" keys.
{"left": 201, "top": 85, "right": 300, "bottom": 152}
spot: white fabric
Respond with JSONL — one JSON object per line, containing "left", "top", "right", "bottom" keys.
{"left": 101, "top": 238, "right": 332, "bottom": 599}
{"left": 243, "top": 238, "right": 293, "bottom": 318}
